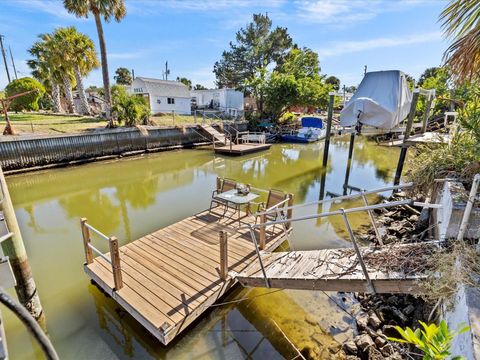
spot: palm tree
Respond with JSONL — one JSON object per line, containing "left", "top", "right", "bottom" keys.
{"left": 54, "top": 27, "right": 99, "bottom": 115}
{"left": 63, "top": 0, "right": 126, "bottom": 125}
{"left": 28, "top": 34, "right": 64, "bottom": 113}
{"left": 440, "top": 0, "right": 480, "bottom": 83}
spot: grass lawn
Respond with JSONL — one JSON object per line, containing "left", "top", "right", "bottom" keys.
{"left": 2, "top": 113, "right": 203, "bottom": 136}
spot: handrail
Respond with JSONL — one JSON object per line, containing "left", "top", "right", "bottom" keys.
{"left": 242, "top": 199, "right": 413, "bottom": 230}
{"left": 80, "top": 218, "right": 123, "bottom": 290}
{"left": 84, "top": 222, "right": 110, "bottom": 241}
{"left": 255, "top": 182, "right": 414, "bottom": 216}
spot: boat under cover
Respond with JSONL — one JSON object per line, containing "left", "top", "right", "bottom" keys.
{"left": 281, "top": 117, "right": 326, "bottom": 143}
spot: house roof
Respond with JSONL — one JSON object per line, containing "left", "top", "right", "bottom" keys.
{"left": 134, "top": 77, "right": 191, "bottom": 98}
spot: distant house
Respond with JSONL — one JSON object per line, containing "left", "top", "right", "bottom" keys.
{"left": 191, "top": 88, "right": 244, "bottom": 116}
{"left": 130, "top": 77, "right": 191, "bottom": 115}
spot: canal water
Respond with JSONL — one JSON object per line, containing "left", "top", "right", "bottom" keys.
{"left": 4, "top": 136, "right": 399, "bottom": 359}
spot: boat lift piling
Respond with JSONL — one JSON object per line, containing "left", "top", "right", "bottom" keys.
{"left": 320, "top": 92, "right": 338, "bottom": 201}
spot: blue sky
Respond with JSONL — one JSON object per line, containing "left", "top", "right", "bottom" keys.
{"left": 0, "top": 0, "right": 448, "bottom": 90}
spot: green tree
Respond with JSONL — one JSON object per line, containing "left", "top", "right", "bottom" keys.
{"left": 440, "top": 0, "right": 480, "bottom": 83}
{"left": 111, "top": 85, "right": 150, "bottom": 126}
{"left": 213, "top": 13, "right": 293, "bottom": 112}
{"left": 325, "top": 76, "right": 340, "bottom": 91}
{"left": 64, "top": 0, "right": 127, "bottom": 125}
{"left": 418, "top": 66, "right": 450, "bottom": 114}
{"left": 53, "top": 27, "right": 99, "bottom": 115}
{"left": 28, "top": 34, "right": 64, "bottom": 113}
{"left": 176, "top": 76, "right": 192, "bottom": 90}
{"left": 193, "top": 84, "right": 207, "bottom": 90}
{"left": 5, "top": 77, "right": 45, "bottom": 112}
{"left": 259, "top": 47, "right": 330, "bottom": 119}
{"left": 114, "top": 67, "right": 133, "bottom": 85}
{"left": 418, "top": 67, "right": 441, "bottom": 86}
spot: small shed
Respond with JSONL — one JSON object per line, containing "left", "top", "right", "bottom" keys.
{"left": 191, "top": 88, "right": 244, "bottom": 115}
{"left": 130, "top": 77, "right": 191, "bottom": 115}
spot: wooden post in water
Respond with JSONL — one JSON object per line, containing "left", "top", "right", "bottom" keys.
{"left": 80, "top": 218, "right": 93, "bottom": 264}
{"left": 0, "top": 167, "right": 46, "bottom": 330}
{"left": 394, "top": 89, "right": 420, "bottom": 185}
{"left": 343, "top": 132, "right": 356, "bottom": 195}
{"left": 259, "top": 214, "right": 266, "bottom": 250}
{"left": 322, "top": 93, "right": 335, "bottom": 169}
{"left": 109, "top": 236, "right": 123, "bottom": 290}
{"left": 286, "top": 194, "right": 294, "bottom": 229}
{"left": 219, "top": 231, "right": 228, "bottom": 280}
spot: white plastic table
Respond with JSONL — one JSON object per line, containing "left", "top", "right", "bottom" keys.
{"left": 214, "top": 189, "right": 259, "bottom": 223}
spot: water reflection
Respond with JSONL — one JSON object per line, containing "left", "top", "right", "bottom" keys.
{"left": 4, "top": 137, "right": 399, "bottom": 359}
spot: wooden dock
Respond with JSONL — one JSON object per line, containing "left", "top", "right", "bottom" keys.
{"left": 236, "top": 243, "right": 435, "bottom": 294}
{"left": 199, "top": 124, "right": 271, "bottom": 156}
{"left": 81, "top": 208, "right": 289, "bottom": 345}
{"left": 214, "top": 143, "right": 272, "bottom": 156}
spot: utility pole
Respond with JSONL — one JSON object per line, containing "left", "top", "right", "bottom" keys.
{"left": 131, "top": 68, "right": 135, "bottom": 80}
{"left": 0, "top": 167, "right": 46, "bottom": 330}
{"left": 9, "top": 46, "right": 17, "bottom": 80}
{"left": 363, "top": 65, "right": 367, "bottom": 75}
{"left": 163, "top": 61, "right": 170, "bottom": 81}
{"left": 0, "top": 35, "right": 11, "bottom": 84}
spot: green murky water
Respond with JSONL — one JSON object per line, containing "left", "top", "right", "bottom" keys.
{"left": 4, "top": 136, "right": 399, "bottom": 359}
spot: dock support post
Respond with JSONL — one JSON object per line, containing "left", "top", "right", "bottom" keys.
{"left": 286, "top": 194, "right": 294, "bottom": 229}
{"left": 109, "top": 236, "right": 123, "bottom": 290}
{"left": 340, "top": 209, "right": 376, "bottom": 294}
{"left": 0, "top": 167, "right": 46, "bottom": 330}
{"left": 394, "top": 89, "right": 420, "bottom": 185}
{"left": 81, "top": 218, "right": 93, "bottom": 264}
{"left": 219, "top": 231, "right": 228, "bottom": 280}
{"left": 259, "top": 214, "right": 266, "bottom": 250}
{"left": 343, "top": 132, "right": 355, "bottom": 195}
{"left": 322, "top": 93, "right": 335, "bottom": 169}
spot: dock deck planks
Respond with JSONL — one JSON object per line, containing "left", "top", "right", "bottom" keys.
{"left": 84, "top": 208, "right": 288, "bottom": 345}
{"left": 236, "top": 244, "right": 433, "bottom": 294}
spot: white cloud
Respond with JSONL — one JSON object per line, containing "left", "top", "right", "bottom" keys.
{"left": 295, "top": 0, "right": 440, "bottom": 27}
{"left": 11, "top": 0, "right": 84, "bottom": 21}
{"left": 317, "top": 31, "right": 443, "bottom": 58}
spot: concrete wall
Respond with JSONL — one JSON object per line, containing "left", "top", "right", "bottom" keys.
{"left": 433, "top": 181, "right": 480, "bottom": 240}
{"left": 0, "top": 123, "right": 247, "bottom": 172}
{"left": 434, "top": 180, "right": 480, "bottom": 359}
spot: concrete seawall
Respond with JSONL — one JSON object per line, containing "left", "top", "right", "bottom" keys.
{"left": 0, "top": 123, "right": 247, "bottom": 173}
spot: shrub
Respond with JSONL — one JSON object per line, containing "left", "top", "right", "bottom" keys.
{"left": 4, "top": 77, "right": 45, "bottom": 111}
{"left": 111, "top": 85, "right": 150, "bottom": 126}
{"left": 279, "top": 111, "right": 296, "bottom": 123}
{"left": 388, "top": 320, "right": 469, "bottom": 360}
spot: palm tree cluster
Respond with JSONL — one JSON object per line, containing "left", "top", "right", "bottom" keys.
{"left": 28, "top": 27, "right": 99, "bottom": 115}
{"left": 441, "top": 0, "right": 480, "bottom": 83}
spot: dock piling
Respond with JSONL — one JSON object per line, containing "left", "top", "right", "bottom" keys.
{"left": 109, "top": 236, "right": 123, "bottom": 290}
{"left": 0, "top": 167, "right": 46, "bottom": 330}
{"left": 219, "top": 231, "right": 228, "bottom": 280}
{"left": 81, "top": 218, "right": 93, "bottom": 264}
{"left": 259, "top": 214, "right": 266, "bottom": 250}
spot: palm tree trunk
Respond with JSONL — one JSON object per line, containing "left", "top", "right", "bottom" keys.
{"left": 94, "top": 11, "right": 113, "bottom": 125}
{"left": 62, "top": 75, "right": 75, "bottom": 114}
{"left": 51, "top": 81, "right": 62, "bottom": 113}
{"left": 74, "top": 65, "right": 90, "bottom": 115}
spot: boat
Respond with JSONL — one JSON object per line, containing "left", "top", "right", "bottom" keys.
{"left": 281, "top": 117, "right": 326, "bottom": 143}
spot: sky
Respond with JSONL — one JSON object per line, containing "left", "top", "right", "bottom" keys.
{"left": 0, "top": 0, "right": 449, "bottom": 90}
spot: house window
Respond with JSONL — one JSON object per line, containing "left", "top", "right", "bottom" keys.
{"left": 167, "top": 97, "right": 175, "bottom": 104}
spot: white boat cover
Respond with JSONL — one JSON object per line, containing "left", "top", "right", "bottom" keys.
{"left": 340, "top": 70, "right": 412, "bottom": 129}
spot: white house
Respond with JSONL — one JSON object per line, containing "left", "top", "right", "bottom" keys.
{"left": 130, "top": 77, "right": 191, "bottom": 115}
{"left": 191, "top": 88, "right": 244, "bottom": 115}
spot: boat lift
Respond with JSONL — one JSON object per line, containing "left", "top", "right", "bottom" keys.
{"left": 319, "top": 76, "right": 437, "bottom": 200}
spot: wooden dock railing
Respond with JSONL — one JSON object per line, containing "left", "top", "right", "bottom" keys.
{"left": 81, "top": 218, "right": 123, "bottom": 290}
